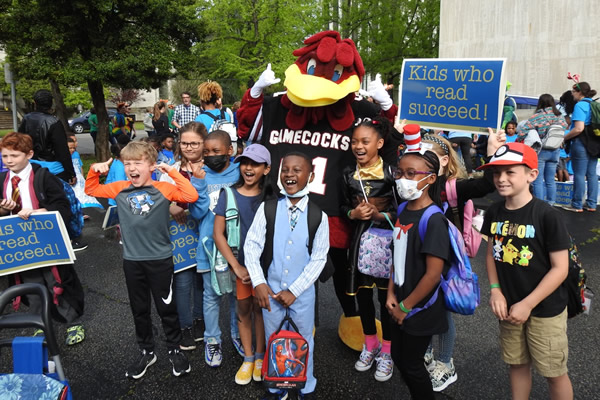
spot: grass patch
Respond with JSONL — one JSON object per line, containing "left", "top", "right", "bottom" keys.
{"left": 81, "top": 154, "right": 98, "bottom": 176}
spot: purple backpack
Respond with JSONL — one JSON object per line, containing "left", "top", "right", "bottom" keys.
{"left": 397, "top": 203, "right": 480, "bottom": 317}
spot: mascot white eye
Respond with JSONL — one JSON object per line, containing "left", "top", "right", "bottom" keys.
{"left": 332, "top": 64, "right": 344, "bottom": 82}
{"left": 307, "top": 58, "right": 317, "bottom": 75}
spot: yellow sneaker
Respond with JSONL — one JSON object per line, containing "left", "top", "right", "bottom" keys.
{"left": 253, "top": 358, "right": 263, "bottom": 382}
{"left": 235, "top": 361, "right": 254, "bottom": 385}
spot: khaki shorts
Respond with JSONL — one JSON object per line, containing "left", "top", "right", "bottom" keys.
{"left": 499, "top": 307, "right": 568, "bottom": 377}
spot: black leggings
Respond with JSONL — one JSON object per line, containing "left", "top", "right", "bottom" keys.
{"left": 449, "top": 136, "right": 474, "bottom": 173}
{"left": 391, "top": 326, "right": 434, "bottom": 400}
{"left": 330, "top": 247, "right": 358, "bottom": 317}
{"left": 357, "top": 287, "right": 391, "bottom": 341}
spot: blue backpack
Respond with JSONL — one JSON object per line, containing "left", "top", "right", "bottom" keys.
{"left": 397, "top": 203, "right": 480, "bottom": 316}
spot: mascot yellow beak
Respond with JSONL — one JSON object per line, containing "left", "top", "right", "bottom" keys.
{"left": 284, "top": 64, "right": 361, "bottom": 108}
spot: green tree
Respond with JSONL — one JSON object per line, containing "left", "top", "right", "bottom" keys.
{"left": 194, "top": 0, "right": 320, "bottom": 98}
{"left": 320, "top": 0, "right": 440, "bottom": 90}
{"left": 0, "top": 0, "right": 204, "bottom": 159}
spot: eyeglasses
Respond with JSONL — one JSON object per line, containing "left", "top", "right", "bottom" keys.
{"left": 393, "top": 169, "right": 431, "bottom": 179}
{"left": 180, "top": 141, "right": 203, "bottom": 149}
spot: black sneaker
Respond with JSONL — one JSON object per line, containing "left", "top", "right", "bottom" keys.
{"left": 192, "top": 319, "right": 205, "bottom": 342}
{"left": 71, "top": 240, "right": 88, "bottom": 252}
{"left": 260, "top": 390, "right": 288, "bottom": 400}
{"left": 168, "top": 348, "right": 191, "bottom": 377}
{"left": 125, "top": 349, "right": 156, "bottom": 379}
{"left": 180, "top": 328, "right": 197, "bottom": 351}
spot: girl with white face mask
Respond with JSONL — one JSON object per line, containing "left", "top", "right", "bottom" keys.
{"left": 386, "top": 142, "right": 449, "bottom": 400}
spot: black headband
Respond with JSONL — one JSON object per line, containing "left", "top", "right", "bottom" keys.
{"left": 422, "top": 135, "right": 449, "bottom": 155}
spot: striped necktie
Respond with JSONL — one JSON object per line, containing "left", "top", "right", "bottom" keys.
{"left": 289, "top": 205, "right": 299, "bottom": 230}
{"left": 11, "top": 176, "right": 22, "bottom": 213}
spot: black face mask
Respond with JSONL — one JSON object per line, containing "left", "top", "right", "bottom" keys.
{"left": 204, "top": 155, "right": 229, "bottom": 172}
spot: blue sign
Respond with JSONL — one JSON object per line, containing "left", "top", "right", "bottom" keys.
{"left": 0, "top": 212, "right": 74, "bottom": 277}
{"left": 171, "top": 217, "right": 199, "bottom": 273}
{"left": 399, "top": 58, "right": 506, "bottom": 134}
{"left": 102, "top": 205, "right": 119, "bottom": 230}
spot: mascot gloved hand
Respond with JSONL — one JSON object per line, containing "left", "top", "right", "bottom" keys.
{"left": 250, "top": 63, "right": 281, "bottom": 98}
{"left": 367, "top": 73, "right": 393, "bottom": 111}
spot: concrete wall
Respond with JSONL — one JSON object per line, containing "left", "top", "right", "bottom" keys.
{"left": 439, "top": 0, "right": 600, "bottom": 99}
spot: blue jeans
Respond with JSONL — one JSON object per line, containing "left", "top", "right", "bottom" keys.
{"left": 202, "top": 271, "right": 239, "bottom": 343}
{"left": 532, "top": 148, "right": 560, "bottom": 204}
{"left": 174, "top": 268, "right": 204, "bottom": 329}
{"left": 427, "top": 311, "right": 456, "bottom": 364}
{"left": 571, "top": 138, "right": 599, "bottom": 209}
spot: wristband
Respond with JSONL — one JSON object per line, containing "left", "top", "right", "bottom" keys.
{"left": 490, "top": 283, "right": 501, "bottom": 289}
{"left": 347, "top": 209, "right": 353, "bottom": 219}
{"left": 399, "top": 301, "right": 412, "bottom": 313}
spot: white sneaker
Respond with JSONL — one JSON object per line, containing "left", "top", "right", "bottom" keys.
{"left": 430, "top": 358, "right": 457, "bottom": 392}
{"left": 355, "top": 344, "right": 381, "bottom": 372}
{"left": 205, "top": 338, "right": 222, "bottom": 368}
{"left": 374, "top": 352, "right": 394, "bottom": 382}
{"left": 424, "top": 349, "right": 436, "bottom": 373}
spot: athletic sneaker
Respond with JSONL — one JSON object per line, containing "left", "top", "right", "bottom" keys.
{"left": 374, "top": 352, "right": 394, "bottom": 382}
{"left": 125, "top": 349, "right": 157, "bottom": 379}
{"left": 71, "top": 240, "right": 88, "bottom": 252}
{"left": 562, "top": 205, "right": 583, "bottom": 213}
{"left": 260, "top": 390, "right": 288, "bottom": 400}
{"left": 355, "top": 344, "right": 381, "bottom": 372}
{"left": 168, "top": 348, "right": 191, "bottom": 377}
{"left": 430, "top": 358, "right": 458, "bottom": 392}
{"left": 232, "top": 337, "right": 244, "bottom": 357}
{"left": 424, "top": 349, "right": 436, "bottom": 373}
{"left": 65, "top": 325, "right": 85, "bottom": 345}
{"left": 298, "top": 391, "right": 316, "bottom": 400}
{"left": 205, "top": 338, "right": 222, "bottom": 367}
{"left": 253, "top": 358, "right": 263, "bottom": 381}
{"left": 235, "top": 361, "right": 254, "bottom": 385}
{"left": 192, "top": 318, "right": 205, "bottom": 342}
{"left": 179, "top": 328, "right": 196, "bottom": 351}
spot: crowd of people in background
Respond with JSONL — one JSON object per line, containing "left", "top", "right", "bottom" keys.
{"left": 1, "top": 76, "right": 597, "bottom": 400}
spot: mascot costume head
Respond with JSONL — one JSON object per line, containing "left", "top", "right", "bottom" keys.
{"left": 282, "top": 31, "right": 365, "bottom": 131}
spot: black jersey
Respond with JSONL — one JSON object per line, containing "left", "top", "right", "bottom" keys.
{"left": 255, "top": 94, "right": 399, "bottom": 216}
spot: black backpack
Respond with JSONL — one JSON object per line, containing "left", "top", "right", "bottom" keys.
{"left": 577, "top": 99, "right": 600, "bottom": 158}
{"left": 260, "top": 198, "right": 334, "bottom": 283}
{"left": 565, "top": 235, "right": 591, "bottom": 318}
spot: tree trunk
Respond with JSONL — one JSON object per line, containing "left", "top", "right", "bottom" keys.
{"left": 49, "top": 78, "right": 70, "bottom": 133}
{"left": 88, "top": 79, "right": 110, "bottom": 161}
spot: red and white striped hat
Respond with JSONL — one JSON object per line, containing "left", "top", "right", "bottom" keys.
{"left": 403, "top": 124, "right": 422, "bottom": 152}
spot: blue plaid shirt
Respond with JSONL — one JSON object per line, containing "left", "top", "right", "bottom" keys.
{"left": 173, "top": 103, "right": 200, "bottom": 127}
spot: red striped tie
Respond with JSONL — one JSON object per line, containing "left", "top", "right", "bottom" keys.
{"left": 11, "top": 176, "right": 22, "bottom": 213}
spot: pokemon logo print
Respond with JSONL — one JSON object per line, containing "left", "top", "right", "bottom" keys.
{"left": 127, "top": 191, "right": 155, "bottom": 216}
{"left": 491, "top": 220, "right": 536, "bottom": 267}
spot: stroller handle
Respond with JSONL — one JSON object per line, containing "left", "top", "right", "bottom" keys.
{"left": 0, "top": 283, "right": 61, "bottom": 357}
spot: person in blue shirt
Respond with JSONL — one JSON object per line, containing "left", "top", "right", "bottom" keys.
{"left": 194, "top": 81, "right": 231, "bottom": 132}
{"left": 188, "top": 129, "right": 242, "bottom": 368}
{"left": 563, "top": 82, "right": 598, "bottom": 212}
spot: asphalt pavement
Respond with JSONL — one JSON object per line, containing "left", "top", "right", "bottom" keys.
{"left": 1, "top": 135, "right": 600, "bottom": 399}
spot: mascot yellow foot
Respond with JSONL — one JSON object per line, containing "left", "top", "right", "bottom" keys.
{"left": 338, "top": 314, "right": 382, "bottom": 351}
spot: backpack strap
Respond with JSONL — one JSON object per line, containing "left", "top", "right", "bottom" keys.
{"left": 220, "top": 109, "right": 226, "bottom": 121}
{"left": 201, "top": 110, "right": 220, "bottom": 122}
{"left": 307, "top": 201, "right": 322, "bottom": 254}
{"left": 275, "top": 308, "right": 301, "bottom": 334}
{"left": 444, "top": 179, "right": 463, "bottom": 232}
{"left": 260, "top": 198, "right": 278, "bottom": 278}
{"left": 223, "top": 187, "right": 240, "bottom": 249}
{"left": 396, "top": 202, "right": 444, "bottom": 319}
